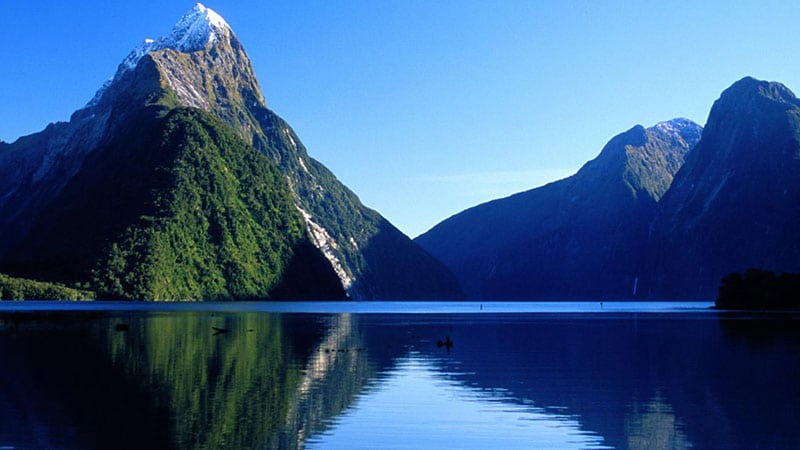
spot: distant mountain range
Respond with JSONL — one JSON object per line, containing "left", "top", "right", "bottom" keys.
{"left": 0, "top": 4, "right": 462, "bottom": 300}
{"left": 4, "top": 5, "right": 797, "bottom": 302}
{"left": 417, "top": 77, "right": 800, "bottom": 300}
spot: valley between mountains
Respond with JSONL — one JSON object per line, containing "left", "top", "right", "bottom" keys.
{"left": 2, "top": 4, "right": 798, "bottom": 301}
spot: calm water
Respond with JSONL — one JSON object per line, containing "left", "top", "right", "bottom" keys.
{"left": 0, "top": 302, "right": 798, "bottom": 449}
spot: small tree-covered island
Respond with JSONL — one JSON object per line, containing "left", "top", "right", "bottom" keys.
{"left": 715, "top": 269, "right": 800, "bottom": 310}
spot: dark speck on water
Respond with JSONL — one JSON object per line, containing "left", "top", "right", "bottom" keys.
{"left": 436, "top": 335, "right": 454, "bottom": 352}
{"left": 211, "top": 326, "right": 230, "bottom": 335}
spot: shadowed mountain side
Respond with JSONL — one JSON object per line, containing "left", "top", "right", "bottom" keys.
{"left": 716, "top": 269, "right": 800, "bottom": 309}
{"left": 253, "top": 110, "right": 465, "bottom": 300}
{"left": 1, "top": 99, "right": 171, "bottom": 287}
{"left": 417, "top": 119, "right": 700, "bottom": 299}
{"left": 420, "top": 77, "right": 800, "bottom": 301}
{"left": 641, "top": 77, "right": 800, "bottom": 299}
{"left": 269, "top": 240, "right": 348, "bottom": 300}
{"left": 0, "top": 55, "right": 166, "bottom": 258}
{"left": 352, "top": 219, "right": 465, "bottom": 300}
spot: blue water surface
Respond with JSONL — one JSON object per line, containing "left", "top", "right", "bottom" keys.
{"left": 0, "top": 301, "right": 797, "bottom": 449}
{"left": 0, "top": 300, "right": 714, "bottom": 314}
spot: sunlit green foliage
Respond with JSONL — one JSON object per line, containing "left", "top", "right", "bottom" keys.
{"left": 1, "top": 104, "right": 344, "bottom": 301}
{"left": 90, "top": 108, "right": 309, "bottom": 300}
{"left": 0, "top": 273, "right": 94, "bottom": 300}
{"left": 0, "top": 35, "right": 464, "bottom": 300}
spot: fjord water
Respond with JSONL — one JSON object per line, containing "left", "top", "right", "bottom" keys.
{"left": 0, "top": 303, "right": 798, "bottom": 449}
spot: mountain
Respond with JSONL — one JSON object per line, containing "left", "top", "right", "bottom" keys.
{"left": 419, "top": 76, "right": 800, "bottom": 301}
{"left": 2, "top": 100, "right": 346, "bottom": 300}
{"left": 640, "top": 77, "right": 800, "bottom": 299}
{"left": 0, "top": 4, "right": 461, "bottom": 300}
{"left": 416, "top": 119, "right": 701, "bottom": 299}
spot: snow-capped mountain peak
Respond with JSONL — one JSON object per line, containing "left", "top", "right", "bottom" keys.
{"left": 167, "top": 3, "right": 230, "bottom": 52}
{"left": 124, "top": 3, "right": 231, "bottom": 70}
{"left": 651, "top": 118, "right": 702, "bottom": 146}
{"left": 653, "top": 118, "right": 695, "bottom": 134}
{"left": 87, "top": 3, "right": 232, "bottom": 107}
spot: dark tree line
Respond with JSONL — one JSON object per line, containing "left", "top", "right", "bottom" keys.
{"left": 716, "top": 268, "right": 800, "bottom": 309}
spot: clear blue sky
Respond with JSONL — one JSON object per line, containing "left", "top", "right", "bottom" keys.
{"left": 2, "top": 1, "right": 799, "bottom": 237}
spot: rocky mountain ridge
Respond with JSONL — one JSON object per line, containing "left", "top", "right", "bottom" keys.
{"left": 418, "top": 76, "right": 800, "bottom": 300}
{"left": 641, "top": 77, "right": 800, "bottom": 298}
{"left": 416, "top": 118, "right": 701, "bottom": 299}
{"left": 0, "top": 4, "right": 462, "bottom": 300}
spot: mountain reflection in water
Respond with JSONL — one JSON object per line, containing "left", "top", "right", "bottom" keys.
{"left": 0, "top": 307, "right": 798, "bottom": 449}
{"left": 307, "top": 354, "right": 607, "bottom": 449}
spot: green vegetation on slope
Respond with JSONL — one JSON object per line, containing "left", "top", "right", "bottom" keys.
{"left": 91, "top": 108, "right": 303, "bottom": 299}
{"left": 3, "top": 106, "right": 345, "bottom": 300}
{"left": 1, "top": 28, "right": 463, "bottom": 300}
{"left": 90, "top": 108, "right": 346, "bottom": 300}
{"left": 0, "top": 273, "right": 95, "bottom": 300}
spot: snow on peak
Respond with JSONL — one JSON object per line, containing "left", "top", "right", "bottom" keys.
{"left": 653, "top": 118, "right": 690, "bottom": 137}
{"left": 87, "top": 4, "right": 232, "bottom": 107}
{"left": 652, "top": 118, "right": 699, "bottom": 134}
{"left": 191, "top": 3, "right": 229, "bottom": 30}
{"left": 651, "top": 118, "right": 702, "bottom": 146}
{"left": 129, "top": 3, "right": 230, "bottom": 66}
{"left": 167, "top": 3, "right": 231, "bottom": 53}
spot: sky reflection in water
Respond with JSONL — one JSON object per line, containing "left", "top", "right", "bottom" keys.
{"left": 307, "top": 353, "right": 608, "bottom": 449}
